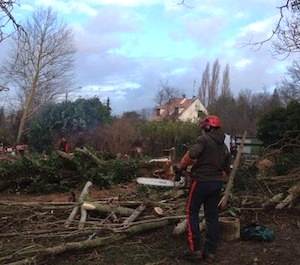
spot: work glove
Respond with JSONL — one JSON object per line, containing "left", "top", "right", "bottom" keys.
{"left": 180, "top": 151, "right": 196, "bottom": 170}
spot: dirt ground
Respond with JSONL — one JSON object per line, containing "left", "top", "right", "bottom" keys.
{"left": 0, "top": 183, "right": 300, "bottom": 265}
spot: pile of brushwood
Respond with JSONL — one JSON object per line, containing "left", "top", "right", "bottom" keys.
{"left": 232, "top": 135, "right": 300, "bottom": 213}
{"left": 0, "top": 147, "right": 153, "bottom": 194}
{"left": 0, "top": 140, "right": 299, "bottom": 210}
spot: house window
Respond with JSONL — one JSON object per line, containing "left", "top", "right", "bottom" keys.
{"left": 175, "top": 107, "right": 179, "bottom": 115}
{"left": 156, "top": 108, "right": 160, "bottom": 116}
{"left": 198, "top": 110, "right": 203, "bottom": 117}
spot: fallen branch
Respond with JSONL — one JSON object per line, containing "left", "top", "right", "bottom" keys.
{"left": 6, "top": 218, "right": 178, "bottom": 264}
{"left": 75, "top": 147, "right": 107, "bottom": 165}
{"left": 266, "top": 175, "right": 300, "bottom": 184}
{"left": 65, "top": 181, "right": 93, "bottom": 228}
{"left": 78, "top": 207, "right": 87, "bottom": 230}
{"left": 219, "top": 131, "right": 247, "bottom": 209}
{"left": 275, "top": 183, "right": 300, "bottom": 209}
{"left": 123, "top": 204, "right": 147, "bottom": 225}
{"left": 263, "top": 193, "right": 285, "bottom": 209}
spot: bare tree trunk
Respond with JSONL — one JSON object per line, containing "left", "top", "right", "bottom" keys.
{"left": 1, "top": 7, "right": 76, "bottom": 144}
{"left": 16, "top": 74, "right": 39, "bottom": 144}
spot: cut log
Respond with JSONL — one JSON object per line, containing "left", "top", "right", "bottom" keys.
{"left": 173, "top": 214, "right": 205, "bottom": 236}
{"left": 82, "top": 202, "right": 96, "bottom": 210}
{"left": 173, "top": 219, "right": 186, "bottom": 236}
{"left": 75, "top": 147, "right": 106, "bottom": 165}
{"left": 275, "top": 194, "right": 294, "bottom": 209}
{"left": 275, "top": 184, "right": 300, "bottom": 209}
{"left": 65, "top": 181, "right": 93, "bottom": 228}
{"left": 263, "top": 193, "right": 284, "bottom": 209}
{"left": 274, "top": 184, "right": 300, "bottom": 209}
{"left": 78, "top": 207, "right": 87, "bottom": 230}
{"left": 57, "top": 150, "right": 74, "bottom": 160}
{"left": 83, "top": 201, "right": 135, "bottom": 216}
{"left": 219, "top": 217, "right": 240, "bottom": 241}
{"left": 123, "top": 204, "right": 147, "bottom": 225}
{"left": 153, "top": 206, "right": 164, "bottom": 216}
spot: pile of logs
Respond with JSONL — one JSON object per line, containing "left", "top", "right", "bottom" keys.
{"left": 256, "top": 159, "right": 300, "bottom": 210}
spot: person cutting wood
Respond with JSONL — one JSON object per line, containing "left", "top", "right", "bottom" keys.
{"left": 178, "top": 115, "right": 231, "bottom": 263}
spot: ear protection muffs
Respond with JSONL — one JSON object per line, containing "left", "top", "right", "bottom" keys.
{"left": 203, "top": 124, "right": 211, "bottom": 132}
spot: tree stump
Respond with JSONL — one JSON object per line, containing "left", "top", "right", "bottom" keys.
{"left": 219, "top": 217, "right": 240, "bottom": 241}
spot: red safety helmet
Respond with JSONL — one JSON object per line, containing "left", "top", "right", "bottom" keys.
{"left": 200, "top": 115, "right": 221, "bottom": 128}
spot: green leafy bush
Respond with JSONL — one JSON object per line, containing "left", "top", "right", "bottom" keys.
{"left": 0, "top": 154, "right": 65, "bottom": 193}
{"left": 0, "top": 151, "right": 143, "bottom": 193}
{"left": 257, "top": 101, "right": 300, "bottom": 147}
{"left": 139, "top": 120, "right": 199, "bottom": 158}
{"left": 28, "top": 97, "right": 112, "bottom": 152}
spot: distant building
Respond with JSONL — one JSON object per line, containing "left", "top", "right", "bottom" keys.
{"left": 150, "top": 97, "right": 208, "bottom": 123}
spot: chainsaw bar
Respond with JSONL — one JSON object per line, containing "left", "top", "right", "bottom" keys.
{"left": 136, "top": 177, "right": 175, "bottom": 187}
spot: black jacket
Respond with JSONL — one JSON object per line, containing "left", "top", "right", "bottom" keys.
{"left": 188, "top": 129, "right": 231, "bottom": 181}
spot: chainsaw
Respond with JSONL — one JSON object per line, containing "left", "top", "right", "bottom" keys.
{"left": 136, "top": 166, "right": 187, "bottom": 188}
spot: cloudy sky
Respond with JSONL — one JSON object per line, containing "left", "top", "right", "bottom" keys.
{"left": 0, "top": 0, "right": 294, "bottom": 115}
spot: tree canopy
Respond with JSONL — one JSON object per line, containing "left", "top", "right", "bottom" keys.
{"left": 28, "top": 97, "right": 111, "bottom": 152}
{"left": 0, "top": 7, "right": 76, "bottom": 144}
{"left": 257, "top": 100, "right": 300, "bottom": 147}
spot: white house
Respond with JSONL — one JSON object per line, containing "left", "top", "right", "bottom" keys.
{"left": 150, "top": 97, "right": 208, "bottom": 123}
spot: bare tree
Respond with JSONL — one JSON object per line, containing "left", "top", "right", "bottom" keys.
{"left": 0, "top": 1, "right": 26, "bottom": 92}
{"left": 243, "top": 0, "right": 300, "bottom": 57}
{"left": 138, "top": 107, "right": 154, "bottom": 121}
{"left": 0, "top": 7, "right": 76, "bottom": 144}
{"left": 209, "top": 94, "right": 237, "bottom": 136}
{"left": 235, "top": 89, "right": 255, "bottom": 134}
{"left": 0, "top": 0, "right": 25, "bottom": 43}
{"left": 198, "top": 62, "right": 210, "bottom": 107}
{"left": 220, "top": 63, "right": 231, "bottom": 97}
{"left": 208, "top": 58, "right": 220, "bottom": 106}
{"left": 277, "top": 60, "right": 300, "bottom": 104}
{"left": 93, "top": 118, "right": 140, "bottom": 155}
{"left": 154, "top": 80, "right": 183, "bottom": 105}
{"left": 271, "top": 1, "right": 300, "bottom": 57}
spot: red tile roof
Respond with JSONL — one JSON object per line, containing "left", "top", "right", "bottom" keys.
{"left": 151, "top": 97, "right": 198, "bottom": 121}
